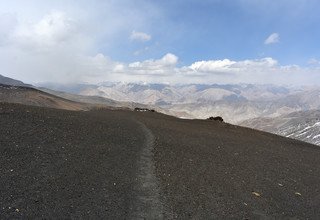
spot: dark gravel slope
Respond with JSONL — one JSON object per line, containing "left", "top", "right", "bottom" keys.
{"left": 137, "top": 113, "right": 320, "bottom": 219}
{"left": 0, "top": 103, "right": 145, "bottom": 219}
{"left": 1, "top": 103, "right": 320, "bottom": 219}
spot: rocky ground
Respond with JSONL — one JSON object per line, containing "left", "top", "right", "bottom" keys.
{"left": 1, "top": 102, "right": 320, "bottom": 219}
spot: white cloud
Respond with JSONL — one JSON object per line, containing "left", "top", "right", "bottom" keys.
{"left": 264, "top": 33, "right": 280, "bottom": 45}
{"left": 129, "top": 53, "right": 177, "bottom": 68}
{"left": 79, "top": 54, "right": 319, "bottom": 85}
{"left": 11, "top": 11, "right": 86, "bottom": 51}
{"left": 0, "top": 11, "right": 93, "bottom": 82}
{"left": 0, "top": 9, "right": 319, "bottom": 86}
{"left": 187, "top": 58, "right": 277, "bottom": 76}
{"left": 127, "top": 53, "right": 178, "bottom": 75}
{"left": 179, "top": 57, "right": 318, "bottom": 85}
{"left": 130, "top": 30, "right": 151, "bottom": 42}
{"left": 0, "top": 13, "right": 17, "bottom": 45}
{"left": 309, "top": 58, "right": 320, "bottom": 65}
{"left": 233, "top": 57, "right": 278, "bottom": 69}
{"left": 190, "top": 59, "right": 236, "bottom": 72}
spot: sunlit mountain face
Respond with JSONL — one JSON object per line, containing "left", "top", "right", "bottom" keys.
{"left": 241, "top": 110, "right": 320, "bottom": 146}
{"left": 39, "top": 82, "right": 320, "bottom": 123}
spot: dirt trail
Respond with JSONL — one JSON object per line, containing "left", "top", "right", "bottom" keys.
{"left": 129, "top": 120, "right": 165, "bottom": 219}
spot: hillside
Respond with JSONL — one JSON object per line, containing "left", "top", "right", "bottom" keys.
{"left": 1, "top": 102, "right": 320, "bottom": 219}
{"left": 0, "top": 84, "right": 89, "bottom": 111}
{"left": 241, "top": 110, "right": 320, "bottom": 146}
{"left": 0, "top": 74, "right": 32, "bottom": 87}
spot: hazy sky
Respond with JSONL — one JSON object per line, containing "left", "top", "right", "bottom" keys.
{"left": 0, "top": 0, "right": 320, "bottom": 85}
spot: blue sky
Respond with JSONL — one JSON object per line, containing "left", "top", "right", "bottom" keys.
{"left": 126, "top": 0, "right": 320, "bottom": 66}
{"left": 0, "top": 0, "right": 320, "bottom": 84}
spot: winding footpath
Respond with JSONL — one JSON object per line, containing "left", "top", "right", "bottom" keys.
{"left": 130, "top": 120, "right": 165, "bottom": 219}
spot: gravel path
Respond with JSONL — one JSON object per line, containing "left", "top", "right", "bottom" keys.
{"left": 129, "top": 120, "right": 164, "bottom": 219}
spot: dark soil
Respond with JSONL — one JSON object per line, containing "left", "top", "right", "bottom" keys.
{"left": 0, "top": 103, "right": 144, "bottom": 219}
{"left": 1, "top": 102, "right": 320, "bottom": 219}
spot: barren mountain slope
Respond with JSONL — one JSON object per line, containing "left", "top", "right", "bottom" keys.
{"left": 1, "top": 103, "right": 320, "bottom": 219}
{"left": 0, "top": 84, "right": 88, "bottom": 111}
{"left": 241, "top": 110, "right": 320, "bottom": 146}
{"left": 0, "top": 74, "right": 32, "bottom": 87}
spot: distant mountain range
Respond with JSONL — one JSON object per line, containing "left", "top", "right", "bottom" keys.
{"left": 0, "top": 75, "right": 188, "bottom": 117}
{"left": 39, "top": 82, "right": 320, "bottom": 123}
{"left": 38, "top": 87, "right": 188, "bottom": 117}
{"left": 2, "top": 74, "right": 320, "bottom": 146}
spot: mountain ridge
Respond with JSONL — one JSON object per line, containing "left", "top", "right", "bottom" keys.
{"left": 0, "top": 74, "right": 32, "bottom": 87}
{"left": 38, "top": 81, "right": 320, "bottom": 123}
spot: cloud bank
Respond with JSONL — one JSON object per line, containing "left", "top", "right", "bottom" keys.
{"left": 0, "top": 10, "right": 319, "bottom": 86}
{"left": 77, "top": 54, "right": 319, "bottom": 86}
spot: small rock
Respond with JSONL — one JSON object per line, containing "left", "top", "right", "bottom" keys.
{"left": 278, "top": 183, "right": 284, "bottom": 187}
{"left": 252, "top": 192, "right": 261, "bottom": 197}
{"left": 295, "top": 192, "right": 302, "bottom": 196}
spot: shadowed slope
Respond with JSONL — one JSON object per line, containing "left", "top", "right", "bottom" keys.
{"left": 0, "top": 74, "right": 32, "bottom": 87}
{"left": 0, "top": 84, "right": 89, "bottom": 111}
